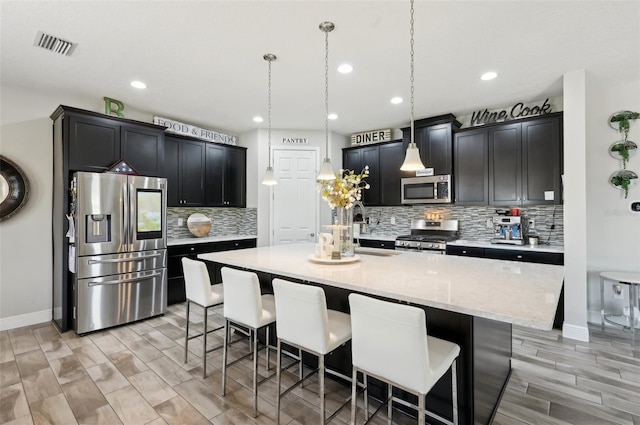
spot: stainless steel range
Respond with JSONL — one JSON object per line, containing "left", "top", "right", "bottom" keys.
{"left": 395, "top": 219, "right": 459, "bottom": 253}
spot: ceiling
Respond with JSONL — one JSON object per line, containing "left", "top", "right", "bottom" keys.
{"left": 1, "top": 1, "right": 638, "bottom": 136}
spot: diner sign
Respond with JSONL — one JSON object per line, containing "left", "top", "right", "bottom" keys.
{"left": 469, "top": 98, "right": 552, "bottom": 126}
{"left": 153, "top": 116, "right": 237, "bottom": 145}
{"left": 351, "top": 129, "right": 392, "bottom": 146}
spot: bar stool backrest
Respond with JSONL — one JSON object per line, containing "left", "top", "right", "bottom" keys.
{"left": 182, "top": 258, "right": 214, "bottom": 306}
{"left": 273, "top": 279, "right": 330, "bottom": 354}
{"left": 349, "top": 293, "right": 431, "bottom": 393}
{"left": 221, "top": 267, "right": 263, "bottom": 328}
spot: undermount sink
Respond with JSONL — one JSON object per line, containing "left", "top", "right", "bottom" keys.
{"left": 354, "top": 247, "right": 400, "bottom": 256}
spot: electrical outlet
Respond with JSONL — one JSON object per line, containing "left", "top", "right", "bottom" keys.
{"left": 390, "top": 216, "right": 396, "bottom": 225}
{"left": 613, "top": 284, "right": 623, "bottom": 299}
{"left": 486, "top": 218, "right": 493, "bottom": 228}
{"left": 178, "top": 218, "right": 184, "bottom": 226}
{"left": 528, "top": 219, "right": 535, "bottom": 229}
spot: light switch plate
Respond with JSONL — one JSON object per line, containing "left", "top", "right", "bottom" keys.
{"left": 178, "top": 218, "right": 184, "bottom": 226}
{"left": 390, "top": 216, "right": 396, "bottom": 225}
{"left": 544, "top": 191, "right": 554, "bottom": 201}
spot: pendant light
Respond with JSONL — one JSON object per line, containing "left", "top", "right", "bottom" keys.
{"left": 317, "top": 21, "right": 336, "bottom": 181}
{"left": 400, "top": 0, "right": 426, "bottom": 171}
{"left": 261, "top": 53, "right": 278, "bottom": 185}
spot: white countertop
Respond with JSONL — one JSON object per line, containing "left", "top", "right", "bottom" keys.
{"left": 199, "top": 242, "right": 564, "bottom": 330}
{"left": 447, "top": 239, "right": 564, "bottom": 254}
{"left": 168, "top": 235, "right": 256, "bottom": 246}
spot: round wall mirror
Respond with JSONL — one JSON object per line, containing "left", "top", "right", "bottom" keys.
{"left": 0, "top": 156, "right": 30, "bottom": 221}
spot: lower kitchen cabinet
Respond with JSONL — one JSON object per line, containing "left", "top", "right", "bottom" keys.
{"left": 357, "top": 238, "right": 395, "bottom": 250}
{"left": 167, "top": 238, "right": 256, "bottom": 305}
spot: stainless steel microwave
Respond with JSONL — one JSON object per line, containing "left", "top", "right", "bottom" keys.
{"left": 401, "top": 175, "right": 452, "bottom": 204}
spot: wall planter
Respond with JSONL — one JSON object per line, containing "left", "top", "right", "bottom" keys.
{"left": 610, "top": 169, "right": 638, "bottom": 199}
{"left": 608, "top": 110, "right": 638, "bottom": 198}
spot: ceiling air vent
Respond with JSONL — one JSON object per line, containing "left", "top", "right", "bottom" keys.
{"left": 33, "top": 31, "right": 76, "bottom": 56}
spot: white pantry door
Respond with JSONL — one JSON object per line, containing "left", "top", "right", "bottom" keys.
{"left": 272, "top": 148, "right": 318, "bottom": 244}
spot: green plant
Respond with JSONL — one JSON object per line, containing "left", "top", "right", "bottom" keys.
{"left": 610, "top": 140, "right": 638, "bottom": 168}
{"left": 610, "top": 111, "right": 640, "bottom": 140}
{"left": 610, "top": 170, "right": 638, "bottom": 199}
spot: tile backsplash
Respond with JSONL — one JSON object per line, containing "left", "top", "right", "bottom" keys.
{"left": 361, "top": 204, "right": 564, "bottom": 245}
{"left": 168, "top": 207, "right": 257, "bottom": 239}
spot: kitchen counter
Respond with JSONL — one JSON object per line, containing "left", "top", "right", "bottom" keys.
{"left": 448, "top": 239, "right": 564, "bottom": 254}
{"left": 168, "top": 235, "right": 256, "bottom": 246}
{"left": 199, "top": 242, "right": 563, "bottom": 330}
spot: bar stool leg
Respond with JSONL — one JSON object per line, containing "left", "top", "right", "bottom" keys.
{"left": 203, "top": 305, "right": 208, "bottom": 379}
{"left": 350, "top": 367, "right": 358, "bottom": 425}
{"left": 363, "top": 373, "right": 368, "bottom": 418}
{"left": 600, "top": 276, "right": 605, "bottom": 331}
{"left": 252, "top": 328, "right": 259, "bottom": 417}
{"left": 222, "top": 319, "right": 229, "bottom": 396}
{"left": 452, "top": 360, "right": 458, "bottom": 425}
{"left": 276, "top": 339, "right": 282, "bottom": 425}
{"left": 418, "top": 393, "right": 425, "bottom": 425}
{"left": 299, "top": 348, "right": 304, "bottom": 388}
{"left": 184, "top": 301, "right": 190, "bottom": 363}
{"left": 387, "top": 384, "right": 392, "bottom": 425}
{"left": 266, "top": 326, "right": 270, "bottom": 371}
{"left": 319, "top": 355, "right": 325, "bottom": 424}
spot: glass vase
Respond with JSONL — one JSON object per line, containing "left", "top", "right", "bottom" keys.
{"left": 335, "top": 206, "right": 355, "bottom": 257}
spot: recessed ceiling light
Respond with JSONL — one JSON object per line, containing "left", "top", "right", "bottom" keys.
{"left": 130, "top": 81, "right": 147, "bottom": 89}
{"left": 480, "top": 71, "right": 498, "bottom": 81}
{"left": 253, "top": 116, "right": 264, "bottom": 123}
{"left": 328, "top": 113, "right": 338, "bottom": 120}
{"left": 337, "top": 64, "right": 353, "bottom": 74}
{"left": 390, "top": 97, "right": 403, "bottom": 104}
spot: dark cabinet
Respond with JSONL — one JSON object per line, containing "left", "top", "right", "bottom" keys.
{"left": 357, "top": 239, "right": 395, "bottom": 250}
{"left": 454, "top": 113, "right": 562, "bottom": 206}
{"left": 446, "top": 244, "right": 564, "bottom": 265}
{"left": 66, "top": 109, "right": 164, "bottom": 177}
{"left": 453, "top": 128, "right": 489, "bottom": 205}
{"left": 165, "top": 135, "right": 206, "bottom": 207}
{"left": 343, "top": 145, "right": 380, "bottom": 205}
{"left": 343, "top": 140, "right": 406, "bottom": 206}
{"left": 378, "top": 142, "right": 406, "bottom": 205}
{"left": 167, "top": 238, "right": 257, "bottom": 304}
{"left": 206, "top": 144, "right": 247, "bottom": 207}
{"left": 489, "top": 115, "right": 562, "bottom": 206}
{"left": 402, "top": 115, "right": 461, "bottom": 176}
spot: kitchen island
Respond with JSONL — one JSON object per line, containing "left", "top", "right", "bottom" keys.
{"left": 199, "top": 243, "right": 564, "bottom": 425}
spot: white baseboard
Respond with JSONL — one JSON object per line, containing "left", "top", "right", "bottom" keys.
{"left": 562, "top": 323, "right": 590, "bottom": 342}
{"left": 0, "top": 309, "right": 52, "bottom": 331}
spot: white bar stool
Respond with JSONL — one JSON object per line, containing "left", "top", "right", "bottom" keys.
{"left": 181, "top": 258, "right": 224, "bottom": 379}
{"left": 272, "top": 278, "right": 353, "bottom": 425}
{"left": 348, "top": 293, "right": 460, "bottom": 425}
{"left": 220, "top": 267, "right": 277, "bottom": 417}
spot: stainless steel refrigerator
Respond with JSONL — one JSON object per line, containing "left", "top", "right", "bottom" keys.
{"left": 71, "top": 172, "right": 167, "bottom": 334}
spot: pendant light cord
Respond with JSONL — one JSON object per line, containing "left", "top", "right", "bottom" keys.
{"left": 410, "top": 0, "right": 415, "bottom": 147}
{"left": 268, "top": 56, "right": 273, "bottom": 167}
{"left": 324, "top": 27, "right": 330, "bottom": 159}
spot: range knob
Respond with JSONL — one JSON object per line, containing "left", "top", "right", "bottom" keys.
{"left": 416, "top": 242, "right": 421, "bottom": 248}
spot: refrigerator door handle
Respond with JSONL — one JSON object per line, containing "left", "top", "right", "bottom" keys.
{"left": 88, "top": 272, "right": 163, "bottom": 287}
{"left": 87, "top": 253, "right": 162, "bottom": 265}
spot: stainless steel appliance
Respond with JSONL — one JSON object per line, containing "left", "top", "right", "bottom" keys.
{"left": 490, "top": 216, "right": 524, "bottom": 245}
{"left": 401, "top": 175, "right": 452, "bottom": 204}
{"left": 395, "top": 219, "right": 459, "bottom": 253}
{"left": 71, "top": 172, "right": 167, "bottom": 334}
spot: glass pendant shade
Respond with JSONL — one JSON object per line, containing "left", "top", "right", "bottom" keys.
{"left": 262, "top": 166, "right": 277, "bottom": 185}
{"left": 400, "top": 143, "right": 425, "bottom": 171}
{"left": 317, "top": 158, "right": 336, "bottom": 180}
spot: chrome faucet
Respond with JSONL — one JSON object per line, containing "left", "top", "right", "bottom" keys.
{"left": 352, "top": 201, "right": 366, "bottom": 248}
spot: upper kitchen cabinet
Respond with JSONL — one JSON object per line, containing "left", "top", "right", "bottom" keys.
{"left": 205, "top": 143, "right": 247, "bottom": 207}
{"left": 489, "top": 114, "right": 562, "bottom": 206}
{"left": 53, "top": 105, "right": 165, "bottom": 177}
{"left": 453, "top": 128, "right": 489, "bottom": 205}
{"left": 378, "top": 141, "right": 406, "bottom": 205}
{"left": 343, "top": 144, "right": 380, "bottom": 205}
{"left": 165, "top": 134, "right": 206, "bottom": 207}
{"left": 402, "top": 114, "right": 462, "bottom": 176}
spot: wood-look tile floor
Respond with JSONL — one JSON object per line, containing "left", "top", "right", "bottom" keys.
{"left": 1, "top": 303, "right": 638, "bottom": 425}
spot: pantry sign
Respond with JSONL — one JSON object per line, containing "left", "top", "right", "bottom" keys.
{"left": 154, "top": 116, "right": 237, "bottom": 145}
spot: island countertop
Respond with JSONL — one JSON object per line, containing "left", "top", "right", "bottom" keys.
{"left": 199, "top": 242, "right": 564, "bottom": 330}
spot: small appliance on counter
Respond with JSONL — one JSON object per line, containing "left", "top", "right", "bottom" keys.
{"left": 491, "top": 216, "right": 524, "bottom": 245}
{"left": 395, "top": 219, "right": 459, "bottom": 253}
